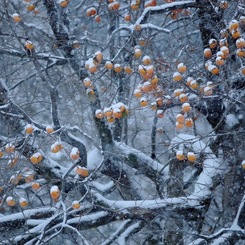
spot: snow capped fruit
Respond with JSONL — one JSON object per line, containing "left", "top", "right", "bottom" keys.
{"left": 0, "top": 150, "right": 3, "bottom": 158}
{"left": 105, "top": 61, "right": 113, "bottom": 70}
{"left": 140, "top": 97, "right": 148, "bottom": 107}
{"left": 94, "top": 51, "right": 103, "bottom": 63}
{"left": 182, "top": 103, "right": 191, "bottom": 113}
{"left": 108, "top": 1, "right": 120, "bottom": 11}
{"left": 8, "top": 157, "right": 19, "bottom": 169}
{"left": 113, "top": 108, "right": 122, "bottom": 119}
{"left": 5, "top": 143, "right": 15, "bottom": 153}
{"left": 46, "top": 125, "right": 54, "bottom": 134}
{"left": 30, "top": 152, "right": 43, "bottom": 164}
{"left": 219, "top": 38, "right": 228, "bottom": 47}
{"left": 124, "top": 66, "right": 133, "bottom": 74}
{"left": 204, "top": 86, "right": 213, "bottom": 96}
{"left": 231, "top": 29, "right": 240, "bottom": 39}
{"left": 9, "top": 175, "right": 20, "bottom": 185}
{"left": 236, "top": 38, "right": 245, "bottom": 49}
{"left": 242, "top": 160, "right": 245, "bottom": 169}
{"left": 145, "top": 0, "right": 157, "bottom": 8}
{"left": 142, "top": 55, "right": 151, "bottom": 66}
{"left": 134, "top": 89, "right": 142, "bottom": 98}
{"left": 236, "top": 49, "right": 245, "bottom": 58}
{"left": 107, "top": 117, "right": 115, "bottom": 123}
{"left": 156, "top": 97, "right": 163, "bottom": 106}
{"left": 187, "top": 152, "right": 197, "bottom": 162}
{"left": 95, "top": 109, "right": 104, "bottom": 119}
{"left": 86, "top": 7, "right": 97, "bottom": 17}
{"left": 72, "top": 40, "right": 80, "bottom": 49}
{"left": 134, "top": 48, "right": 142, "bottom": 59}
{"left": 6, "top": 196, "right": 16, "bottom": 207}
{"left": 220, "top": 46, "right": 229, "bottom": 58}
{"left": 177, "top": 63, "right": 187, "bottom": 73}
{"left": 190, "top": 80, "right": 198, "bottom": 89}
{"left": 94, "top": 15, "right": 101, "bottom": 23}
{"left": 131, "top": 1, "right": 140, "bottom": 10}
{"left": 75, "top": 167, "right": 89, "bottom": 177}
{"left": 85, "top": 58, "right": 97, "bottom": 73}
{"left": 208, "top": 65, "right": 219, "bottom": 75}
{"left": 141, "top": 81, "right": 152, "bottom": 93}
{"left": 239, "top": 16, "right": 245, "bottom": 26}
{"left": 51, "top": 141, "right": 63, "bottom": 153}
{"left": 179, "top": 93, "right": 188, "bottom": 103}
{"left": 33, "top": 8, "right": 39, "bottom": 15}
{"left": 174, "top": 88, "right": 184, "bottom": 97}
{"left": 134, "top": 25, "right": 142, "bottom": 31}
{"left": 24, "top": 173, "right": 34, "bottom": 183}
{"left": 156, "top": 110, "right": 164, "bottom": 118}
{"left": 70, "top": 147, "right": 80, "bottom": 161}
{"left": 173, "top": 72, "right": 182, "bottom": 82}
{"left": 228, "top": 19, "right": 239, "bottom": 32}
{"left": 103, "top": 107, "right": 113, "bottom": 117}
{"left": 209, "top": 39, "right": 217, "bottom": 49}
{"left": 124, "top": 14, "right": 131, "bottom": 22}
{"left": 25, "top": 124, "right": 34, "bottom": 134}
{"left": 151, "top": 102, "right": 157, "bottom": 110}
{"left": 19, "top": 198, "right": 28, "bottom": 208}
{"left": 219, "top": 0, "right": 228, "bottom": 9}
{"left": 32, "top": 182, "right": 40, "bottom": 190}
{"left": 220, "top": 29, "right": 228, "bottom": 38}
{"left": 204, "top": 48, "right": 212, "bottom": 58}
{"left": 25, "top": 41, "right": 34, "bottom": 50}
{"left": 59, "top": 0, "right": 69, "bottom": 8}
{"left": 72, "top": 200, "right": 81, "bottom": 210}
{"left": 215, "top": 56, "right": 224, "bottom": 66}
{"left": 114, "top": 64, "right": 122, "bottom": 73}
{"left": 176, "top": 122, "right": 184, "bottom": 130}
{"left": 151, "top": 75, "right": 159, "bottom": 85}
{"left": 50, "top": 185, "right": 60, "bottom": 199}
{"left": 241, "top": 66, "right": 245, "bottom": 75}
{"left": 26, "top": 4, "right": 35, "bottom": 11}
{"left": 12, "top": 13, "right": 21, "bottom": 23}
{"left": 176, "top": 114, "right": 185, "bottom": 124}
{"left": 176, "top": 151, "right": 185, "bottom": 161}
{"left": 185, "top": 118, "right": 194, "bottom": 127}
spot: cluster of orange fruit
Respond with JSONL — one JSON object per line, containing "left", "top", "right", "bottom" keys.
{"left": 85, "top": 7, "right": 101, "bottom": 23}
{"left": 50, "top": 185, "right": 83, "bottom": 209}
{"left": 95, "top": 102, "right": 129, "bottom": 123}
{"left": 4, "top": 185, "right": 81, "bottom": 209}
{"left": 6, "top": 196, "right": 29, "bottom": 208}
{"left": 176, "top": 150, "right": 197, "bottom": 162}
{"left": 85, "top": 51, "right": 103, "bottom": 74}
{"left": 12, "top": 0, "right": 39, "bottom": 23}
{"left": 59, "top": 0, "right": 70, "bottom": 8}
{"left": 1, "top": 143, "right": 20, "bottom": 169}
{"left": 133, "top": 53, "right": 163, "bottom": 110}
{"left": 204, "top": 17, "right": 245, "bottom": 76}
{"left": 2, "top": 168, "right": 40, "bottom": 191}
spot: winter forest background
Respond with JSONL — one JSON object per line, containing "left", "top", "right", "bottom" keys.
{"left": 0, "top": 0, "right": 245, "bottom": 244}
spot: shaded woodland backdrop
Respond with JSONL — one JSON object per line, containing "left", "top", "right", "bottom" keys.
{"left": 0, "top": 0, "right": 245, "bottom": 244}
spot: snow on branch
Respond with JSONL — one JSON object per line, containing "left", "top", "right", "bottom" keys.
{"left": 113, "top": 141, "right": 165, "bottom": 181}
{"left": 93, "top": 190, "right": 201, "bottom": 211}
{"left": 117, "top": 221, "right": 144, "bottom": 245}
{"left": 170, "top": 133, "right": 223, "bottom": 199}
{"left": 0, "top": 46, "right": 26, "bottom": 57}
{"left": 190, "top": 194, "right": 245, "bottom": 244}
{"left": 101, "top": 220, "right": 133, "bottom": 245}
{"left": 136, "top": 1, "right": 198, "bottom": 25}
{"left": 91, "top": 135, "right": 223, "bottom": 216}
{"left": 0, "top": 207, "right": 56, "bottom": 232}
